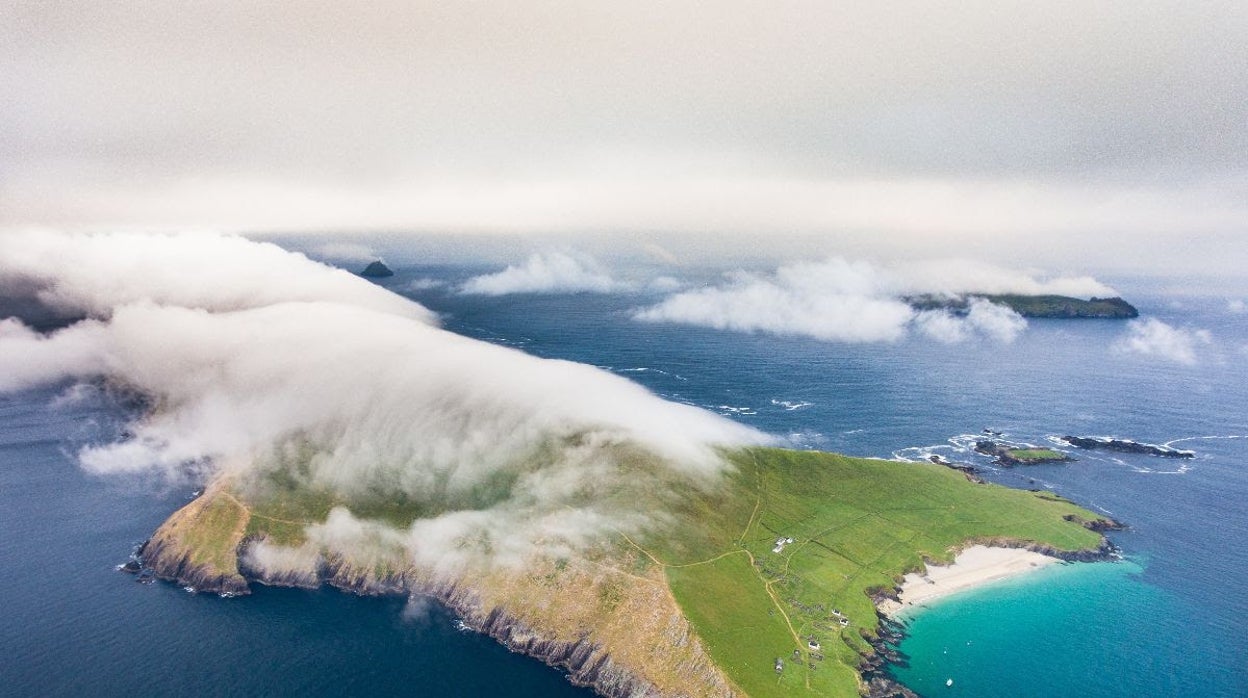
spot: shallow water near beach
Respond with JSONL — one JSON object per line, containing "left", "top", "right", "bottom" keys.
{"left": 2, "top": 265, "right": 1246, "bottom": 696}
{"left": 891, "top": 559, "right": 1214, "bottom": 697}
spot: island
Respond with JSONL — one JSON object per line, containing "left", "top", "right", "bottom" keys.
{"left": 1060, "top": 436, "right": 1195, "bottom": 458}
{"left": 131, "top": 447, "right": 1116, "bottom": 698}
{"left": 974, "top": 440, "right": 1074, "bottom": 466}
{"left": 359, "top": 260, "right": 395, "bottom": 278}
{"left": 906, "top": 294, "right": 1138, "bottom": 319}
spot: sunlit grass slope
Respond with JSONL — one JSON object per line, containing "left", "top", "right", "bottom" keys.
{"left": 646, "top": 448, "right": 1105, "bottom": 697}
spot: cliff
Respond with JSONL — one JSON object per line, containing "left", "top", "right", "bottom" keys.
{"left": 140, "top": 494, "right": 737, "bottom": 698}
{"left": 139, "top": 483, "right": 250, "bottom": 595}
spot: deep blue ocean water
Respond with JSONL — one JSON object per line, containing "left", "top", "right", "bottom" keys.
{"left": 3, "top": 264, "right": 1246, "bottom": 697}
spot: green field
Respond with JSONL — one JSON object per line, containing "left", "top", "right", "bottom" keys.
{"left": 645, "top": 448, "right": 1106, "bottom": 697}
{"left": 1006, "top": 448, "right": 1067, "bottom": 462}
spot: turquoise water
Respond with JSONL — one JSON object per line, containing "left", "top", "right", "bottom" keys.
{"left": 892, "top": 559, "right": 1229, "bottom": 696}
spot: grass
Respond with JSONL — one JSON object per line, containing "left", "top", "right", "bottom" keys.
{"left": 644, "top": 448, "right": 1106, "bottom": 697}
{"left": 1007, "top": 448, "right": 1067, "bottom": 462}
{"left": 174, "top": 488, "right": 250, "bottom": 575}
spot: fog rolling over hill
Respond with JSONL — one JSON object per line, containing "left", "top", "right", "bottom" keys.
{"left": 0, "top": 232, "right": 764, "bottom": 567}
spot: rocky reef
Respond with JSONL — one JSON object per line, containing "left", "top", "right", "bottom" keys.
{"left": 1061, "top": 436, "right": 1195, "bottom": 459}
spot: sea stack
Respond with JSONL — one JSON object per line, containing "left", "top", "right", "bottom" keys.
{"left": 359, "top": 260, "right": 394, "bottom": 278}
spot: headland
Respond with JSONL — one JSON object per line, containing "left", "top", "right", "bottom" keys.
{"left": 128, "top": 447, "right": 1118, "bottom": 698}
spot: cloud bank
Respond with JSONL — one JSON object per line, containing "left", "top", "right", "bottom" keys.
{"left": 634, "top": 258, "right": 1107, "bottom": 344}
{"left": 308, "top": 241, "right": 382, "bottom": 266}
{"left": 1114, "top": 318, "right": 1212, "bottom": 365}
{"left": 4, "top": 2, "right": 1246, "bottom": 287}
{"left": 460, "top": 251, "right": 621, "bottom": 295}
{"left": 0, "top": 231, "right": 432, "bottom": 325}
{"left": 0, "top": 232, "right": 763, "bottom": 574}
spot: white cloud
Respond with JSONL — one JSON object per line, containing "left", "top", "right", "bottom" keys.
{"left": 1114, "top": 318, "right": 1212, "bottom": 365}
{"left": 1227, "top": 299, "right": 1246, "bottom": 314}
{"left": 912, "top": 310, "right": 970, "bottom": 344}
{"left": 0, "top": 231, "right": 766, "bottom": 573}
{"left": 4, "top": 2, "right": 1247, "bottom": 288}
{"left": 633, "top": 258, "right": 1080, "bottom": 344}
{"left": 309, "top": 241, "right": 380, "bottom": 266}
{"left": 0, "top": 230, "right": 432, "bottom": 324}
{"left": 460, "top": 251, "right": 621, "bottom": 295}
{"left": 888, "top": 259, "right": 1118, "bottom": 298}
{"left": 404, "top": 278, "right": 445, "bottom": 292}
{"left": 648, "top": 276, "right": 685, "bottom": 293}
{"left": 634, "top": 260, "right": 914, "bottom": 343}
{"left": 964, "top": 298, "right": 1030, "bottom": 343}
{"left": 0, "top": 317, "right": 109, "bottom": 392}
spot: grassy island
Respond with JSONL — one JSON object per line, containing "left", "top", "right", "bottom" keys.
{"left": 906, "top": 294, "right": 1138, "bottom": 319}
{"left": 140, "top": 448, "right": 1113, "bottom": 698}
{"left": 974, "top": 440, "right": 1074, "bottom": 466}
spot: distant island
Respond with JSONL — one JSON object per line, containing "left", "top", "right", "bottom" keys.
{"left": 130, "top": 448, "right": 1117, "bottom": 698}
{"left": 359, "top": 260, "right": 394, "bottom": 278}
{"left": 906, "top": 294, "right": 1139, "bottom": 319}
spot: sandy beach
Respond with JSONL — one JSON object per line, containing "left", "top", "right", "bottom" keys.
{"left": 877, "top": 545, "right": 1060, "bottom": 616}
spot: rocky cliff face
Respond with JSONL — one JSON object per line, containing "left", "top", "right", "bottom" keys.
{"left": 138, "top": 485, "right": 250, "bottom": 595}
{"left": 137, "top": 492, "right": 736, "bottom": 698}
{"left": 472, "top": 606, "right": 661, "bottom": 698}
{"left": 137, "top": 535, "right": 250, "bottom": 595}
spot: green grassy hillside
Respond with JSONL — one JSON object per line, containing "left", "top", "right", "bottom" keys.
{"left": 644, "top": 448, "right": 1106, "bottom": 697}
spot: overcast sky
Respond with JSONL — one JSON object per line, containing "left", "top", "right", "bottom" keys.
{"left": 2, "top": 1, "right": 1245, "bottom": 276}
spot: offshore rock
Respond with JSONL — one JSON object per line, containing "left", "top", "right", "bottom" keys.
{"left": 359, "top": 260, "right": 394, "bottom": 278}
{"left": 1061, "top": 436, "right": 1195, "bottom": 459}
{"left": 973, "top": 440, "right": 1073, "bottom": 466}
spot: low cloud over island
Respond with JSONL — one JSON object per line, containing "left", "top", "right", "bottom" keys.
{"left": 633, "top": 257, "right": 1116, "bottom": 344}
{"left": 0, "top": 232, "right": 765, "bottom": 575}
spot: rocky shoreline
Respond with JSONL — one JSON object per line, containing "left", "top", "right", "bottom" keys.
{"left": 132, "top": 538, "right": 709, "bottom": 698}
